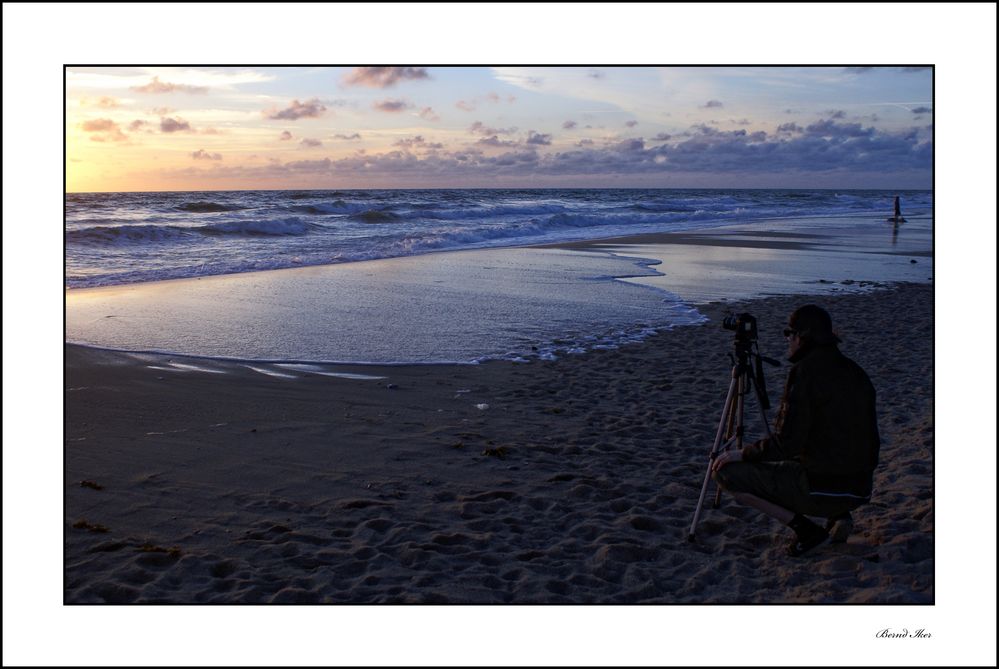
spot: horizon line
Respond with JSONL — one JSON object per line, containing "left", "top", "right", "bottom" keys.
{"left": 66, "top": 185, "right": 934, "bottom": 195}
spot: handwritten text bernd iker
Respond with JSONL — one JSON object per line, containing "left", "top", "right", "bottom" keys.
{"left": 876, "top": 628, "right": 932, "bottom": 639}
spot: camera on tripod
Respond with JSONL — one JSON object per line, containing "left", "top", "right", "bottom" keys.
{"left": 688, "top": 311, "right": 780, "bottom": 542}
{"left": 722, "top": 312, "right": 758, "bottom": 343}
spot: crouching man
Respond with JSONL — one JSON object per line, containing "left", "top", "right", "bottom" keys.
{"left": 712, "top": 304, "right": 881, "bottom": 556}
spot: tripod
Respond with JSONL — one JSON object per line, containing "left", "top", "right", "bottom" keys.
{"left": 687, "top": 333, "right": 780, "bottom": 542}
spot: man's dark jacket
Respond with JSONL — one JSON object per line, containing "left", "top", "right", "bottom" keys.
{"left": 742, "top": 343, "right": 881, "bottom": 497}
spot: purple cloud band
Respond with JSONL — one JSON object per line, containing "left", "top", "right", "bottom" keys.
{"left": 168, "top": 120, "right": 931, "bottom": 182}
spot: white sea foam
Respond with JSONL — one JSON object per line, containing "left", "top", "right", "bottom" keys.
{"left": 243, "top": 365, "right": 299, "bottom": 379}
{"left": 274, "top": 364, "right": 387, "bottom": 380}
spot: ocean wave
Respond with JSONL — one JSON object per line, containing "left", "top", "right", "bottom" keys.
{"left": 536, "top": 208, "right": 740, "bottom": 229}
{"left": 178, "top": 201, "right": 244, "bottom": 213}
{"left": 627, "top": 203, "right": 696, "bottom": 213}
{"left": 198, "top": 217, "right": 315, "bottom": 236}
{"left": 289, "top": 200, "right": 366, "bottom": 215}
{"left": 418, "top": 203, "right": 572, "bottom": 220}
{"left": 66, "top": 224, "right": 193, "bottom": 245}
{"left": 350, "top": 209, "right": 402, "bottom": 224}
{"left": 67, "top": 217, "right": 316, "bottom": 246}
{"left": 284, "top": 190, "right": 346, "bottom": 200}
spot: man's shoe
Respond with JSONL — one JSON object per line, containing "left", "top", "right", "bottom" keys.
{"left": 824, "top": 512, "right": 854, "bottom": 544}
{"left": 786, "top": 514, "right": 829, "bottom": 557}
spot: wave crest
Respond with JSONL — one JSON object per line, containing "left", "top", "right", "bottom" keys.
{"left": 198, "top": 217, "right": 315, "bottom": 236}
{"left": 67, "top": 217, "right": 315, "bottom": 246}
{"left": 67, "top": 224, "right": 192, "bottom": 245}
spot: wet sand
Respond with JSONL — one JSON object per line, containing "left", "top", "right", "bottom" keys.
{"left": 65, "top": 281, "right": 933, "bottom": 604}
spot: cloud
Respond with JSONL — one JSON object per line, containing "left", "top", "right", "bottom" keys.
{"left": 457, "top": 90, "right": 517, "bottom": 114}
{"left": 477, "top": 135, "right": 520, "bottom": 148}
{"left": 91, "top": 96, "right": 120, "bottom": 108}
{"left": 300, "top": 138, "right": 323, "bottom": 148}
{"left": 80, "top": 119, "right": 117, "bottom": 132}
{"left": 280, "top": 131, "right": 293, "bottom": 141}
{"left": 266, "top": 98, "right": 327, "bottom": 120}
{"left": 844, "top": 67, "right": 874, "bottom": 74}
{"left": 419, "top": 107, "right": 440, "bottom": 121}
{"left": 132, "top": 76, "right": 208, "bottom": 94}
{"left": 576, "top": 139, "right": 594, "bottom": 147}
{"left": 373, "top": 99, "right": 411, "bottom": 112}
{"left": 587, "top": 69, "right": 605, "bottom": 79}
{"left": 333, "top": 133, "right": 362, "bottom": 140}
{"left": 911, "top": 106, "right": 932, "bottom": 114}
{"left": 481, "top": 91, "right": 513, "bottom": 105}
{"left": 651, "top": 133, "right": 672, "bottom": 141}
{"left": 128, "top": 120, "right": 150, "bottom": 132}
{"left": 490, "top": 150, "right": 539, "bottom": 167}
{"left": 611, "top": 138, "right": 645, "bottom": 152}
{"left": 160, "top": 117, "right": 193, "bottom": 133}
{"left": 192, "top": 149, "right": 222, "bottom": 161}
{"left": 394, "top": 136, "right": 424, "bottom": 147}
{"left": 804, "top": 119, "right": 873, "bottom": 138}
{"left": 171, "top": 119, "right": 929, "bottom": 184}
{"left": 150, "top": 107, "right": 174, "bottom": 116}
{"left": 526, "top": 131, "right": 553, "bottom": 146}
{"left": 776, "top": 122, "right": 803, "bottom": 134}
{"left": 284, "top": 158, "right": 333, "bottom": 172}
{"left": 902, "top": 66, "right": 932, "bottom": 72}
{"left": 701, "top": 100, "right": 723, "bottom": 109}
{"left": 644, "top": 120, "right": 924, "bottom": 174}
{"left": 625, "top": 120, "right": 638, "bottom": 128}
{"left": 562, "top": 120, "right": 578, "bottom": 130}
{"left": 827, "top": 110, "right": 847, "bottom": 119}
{"left": 342, "top": 67, "right": 429, "bottom": 88}
{"left": 80, "top": 118, "right": 127, "bottom": 142}
{"left": 393, "top": 136, "right": 444, "bottom": 150}
{"left": 469, "top": 121, "right": 517, "bottom": 136}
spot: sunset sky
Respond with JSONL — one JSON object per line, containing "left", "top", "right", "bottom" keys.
{"left": 66, "top": 66, "right": 933, "bottom": 192}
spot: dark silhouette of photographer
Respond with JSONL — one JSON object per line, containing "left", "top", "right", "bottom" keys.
{"left": 711, "top": 305, "right": 880, "bottom": 556}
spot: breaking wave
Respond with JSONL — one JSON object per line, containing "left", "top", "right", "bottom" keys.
{"left": 67, "top": 217, "right": 316, "bottom": 246}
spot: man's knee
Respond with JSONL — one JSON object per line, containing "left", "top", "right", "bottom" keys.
{"left": 712, "top": 461, "right": 750, "bottom": 492}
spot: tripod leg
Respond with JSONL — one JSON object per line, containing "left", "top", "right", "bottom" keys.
{"left": 752, "top": 374, "right": 774, "bottom": 439}
{"left": 714, "top": 372, "right": 746, "bottom": 508}
{"left": 688, "top": 373, "right": 739, "bottom": 542}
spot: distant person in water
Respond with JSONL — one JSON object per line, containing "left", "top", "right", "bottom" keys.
{"left": 893, "top": 196, "right": 904, "bottom": 223}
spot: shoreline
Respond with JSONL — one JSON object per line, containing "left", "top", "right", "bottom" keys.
{"left": 65, "top": 220, "right": 932, "bottom": 366}
{"left": 65, "top": 210, "right": 932, "bottom": 291}
{"left": 65, "top": 282, "right": 934, "bottom": 603}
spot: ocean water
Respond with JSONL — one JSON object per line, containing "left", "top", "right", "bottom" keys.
{"left": 65, "top": 189, "right": 933, "bottom": 289}
{"left": 65, "top": 189, "right": 933, "bottom": 364}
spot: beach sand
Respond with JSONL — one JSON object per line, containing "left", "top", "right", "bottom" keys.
{"left": 65, "top": 276, "right": 933, "bottom": 604}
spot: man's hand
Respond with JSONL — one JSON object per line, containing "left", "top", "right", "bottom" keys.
{"left": 711, "top": 449, "right": 743, "bottom": 473}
